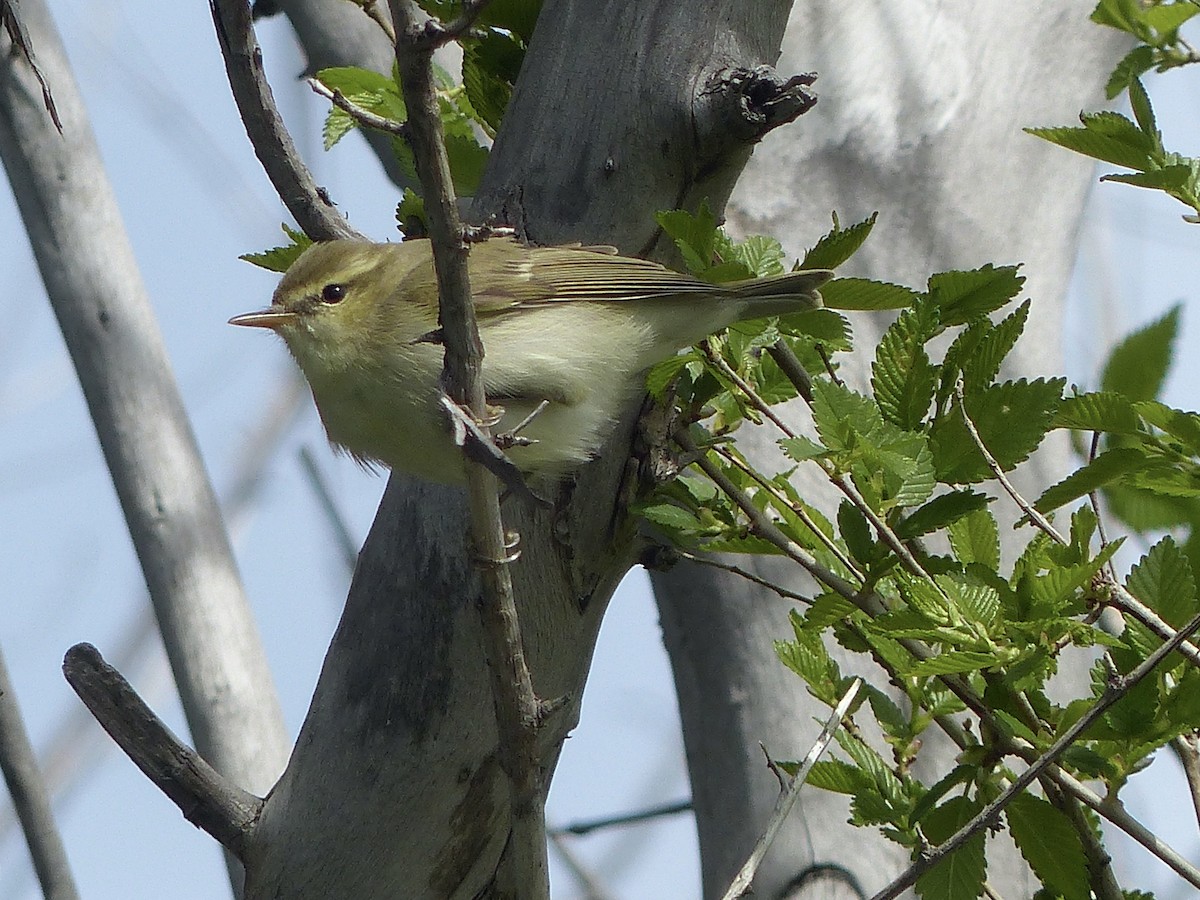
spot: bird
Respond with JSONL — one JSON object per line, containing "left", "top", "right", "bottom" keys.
{"left": 229, "top": 237, "right": 831, "bottom": 485}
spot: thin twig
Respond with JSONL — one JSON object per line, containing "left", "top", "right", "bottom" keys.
{"left": 61, "top": 644, "right": 261, "bottom": 859}
{"left": 547, "top": 831, "right": 617, "bottom": 900}
{"left": 390, "top": 2, "right": 550, "bottom": 897}
{"left": 871, "top": 607, "right": 1200, "bottom": 899}
{"left": 767, "top": 340, "right": 813, "bottom": 402}
{"left": 721, "top": 678, "right": 862, "bottom": 900}
{"left": 675, "top": 550, "right": 813, "bottom": 605}
{"left": 1171, "top": 733, "right": 1200, "bottom": 831}
{"left": 710, "top": 443, "right": 864, "bottom": 582}
{"left": 209, "top": 0, "right": 359, "bottom": 240}
{"left": 409, "top": 0, "right": 495, "bottom": 49}
{"left": 954, "top": 379, "right": 1067, "bottom": 544}
{"left": 677, "top": 430, "right": 868, "bottom": 607}
{"left": 306, "top": 77, "right": 408, "bottom": 137}
{"left": 702, "top": 340, "right": 798, "bottom": 438}
{"left": 1105, "top": 582, "right": 1200, "bottom": 669}
{"left": 550, "top": 798, "right": 693, "bottom": 836}
{"left": 0, "top": 644, "right": 79, "bottom": 899}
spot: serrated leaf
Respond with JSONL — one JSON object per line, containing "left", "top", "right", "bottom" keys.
{"left": 907, "top": 650, "right": 1004, "bottom": 677}
{"left": 638, "top": 503, "right": 705, "bottom": 533}
{"left": 1134, "top": 400, "right": 1200, "bottom": 452}
{"left": 1034, "top": 447, "right": 1152, "bottom": 513}
{"left": 1127, "top": 78, "right": 1159, "bottom": 150}
{"left": 1142, "top": 2, "right": 1200, "bottom": 34}
{"left": 930, "top": 379, "right": 1065, "bottom": 484}
{"left": 811, "top": 380, "right": 881, "bottom": 453}
{"left": 839, "top": 500, "right": 875, "bottom": 565}
{"left": 395, "top": 188, "right": 427, "bottom": 237}
{"left": 315, "top": 66, "right": 406, "bottom": 150}
{"left": 896, "top": 491, "right": 991, "bottom": 540}
{"left": 1102, "top": 305, "right": 1179, "bottom": 402}
{"left": 947, "top": 507, "right": 1001, "bottom": 569}
{"left": 1026, "top": 112, "right": 1155, "bottom": 169}
{"left": 873, "top": 302, "right": 939, "bottom": 430}
{"left": 1103, "top": 165, "right": 1194, "bottom": 191}
{"left": 644, "top": 352, "right": 695, "bottom": 397}
{"left": 805, "top": 759, "right": 870, "bottom": 794}
{"left": 1007, "top": 793, "right": 1090, "bottom": 900}
{"left": 462, "top": 29, "right": 523, "bottom": 132}
{"left": 928, "top": 265, "right": 1024, "bottom": 327}
{"left": 656, "top": 204, "right": 717, "bottom": 275}
{"left": 777, "top": 308, "right": 852, "bottom": 347}
{"left": 239, "top": 225, "right": 313, "bottom": 272}
{"left": 1052, "top": 391, "right": 1142, "bottom": 433}
{"left": 800, "top": 212, "right": 877, "bottom": 269}
{"left": 1105, "top": 45, "right": 1156, "bottom": 99}
{"left": 732, "top": 234, "right": 785, "bottom": 277}
{"left": 959, "top": 300, "right": 1030, "bottom": 390}
{"left": 916, "top": 796, "right": 986, "bottom": 900}
{"left": 779, "top": 435, "right": 828, "bottom": 462}
{"left": 820, "top": 277, "right": 920, "bottom": 311}
{"left": 1126, "top": 536, "right": 1198, "bottom": 629}
{"left": 444, "top": 131, "right": 489, "bottom": 195}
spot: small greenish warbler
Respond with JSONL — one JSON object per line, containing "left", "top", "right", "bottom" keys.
{"left": 230, "top": 237, "right": 831, "bottom": 484}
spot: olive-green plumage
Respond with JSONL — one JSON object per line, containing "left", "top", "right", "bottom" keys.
{"left": 230, "top": 237, "right": 831, "bottom": 483}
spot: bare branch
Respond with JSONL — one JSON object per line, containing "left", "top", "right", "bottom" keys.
{"left": 389, "top": 1, "right": 550, "bottom": 895}
{"left": 209, "top": 0, "right": 360, "bottom": 240}
{"left": 409, "top": 0, "right": 495, "bottom": 50}
{"left": 62, "top": 644, "right": 260, "bottom": 859}
{"left": 0, "top": 644, "right": 79, "bottom": 899}
{"left": 1171, "top": 733, "right": 1200, "bottom": 832}
{"left": 306, "top": 76, "right": 408, "bottom": 137}
{"left": 721, "top": 677, "right": 861, "bottom": 900}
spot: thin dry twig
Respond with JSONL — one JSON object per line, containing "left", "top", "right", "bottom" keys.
{"left": 62, "top": 644, "right": 260, "bottom": 859}
{"left": 675, "top": 550, "right": 814, "bottom": 605}
{"left": 389, "top": 2, "right": 549, "bottom": 896}
{"left": 209, "top": 0, "right": 359, "bottom": 240}
{"left": 1172, "top": 733, "right": 1200, "bottom": 831}
{"left": 306, "top": 77, "right": 408, "bottom": 137}
{"left": 721, "top": 678, "right": 862, "bottom": 900}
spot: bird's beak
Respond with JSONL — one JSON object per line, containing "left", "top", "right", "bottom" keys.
{"left": 228, "top": 308, "right": 298, "bottom": 330}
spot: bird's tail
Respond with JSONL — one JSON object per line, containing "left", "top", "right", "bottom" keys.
{"left": 730, "top": 268, "right": 832, "bottom": 316}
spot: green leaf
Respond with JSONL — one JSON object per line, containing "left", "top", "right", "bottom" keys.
{"left": 907, "top": 650, "right": 1005, "bottom": 677}
{"left": 895, "top": 491, "right": 991, "bottom": 540}
{"left": 800, "top": 212, "right": 877, "bottom": 269}
{"left": 916, "top": 796, "right": 986, "bottom": 900}
{"left": 958, "top": 300, "right": 1030, "bottom": 391}
{"left": 638, "top": 503, "right": 706, "bottom": 533}
{"left": 1101, "top": 304, "right": 1180, "bottom": 401}
{"left": 806, "top": 759, "right": 870, "bottom": 794}
{"left": 656, "top": 204, "right": 718, "bottom": 275}
{"left": 1007, "top": 792, "right": 1090, "bottom": 900}
{"left": 873, "top": 302, "right": 939, "bottom": 430}
{"left": 239, "top": 224, "right": 313, "bottom": 272}
{"left": 1103, "top": 165, "right": 1195, "bottom": 192}
{"left": 395, "top": 188, "right": 427, "bottom": 237}
{"left": 315, "top": 66, "right": 406, "bottom": 150}
{"left": 732, "top": 234, "right": 786, "bottom": 277}
{"left": 462, "top": 29, "right": 523, "bottom": 132}
{"left": 444, "top": 131, "right": 489, "bottom": 195}
{"left": 1134, "top": 400, "right": 1200, "bottom": 452}
{"left": 930, "top": 378, "right": 1065, "bottom": 483}
{"left": 1126, "top": 536, "right": 1198, "bottom": 630}
{"left": 475, "top": 0, "right": 543, "bottom": 43}
{"left": 928, "top": 265, "right": 1024, "bottom": 327}
{"left": 779, "top": 435, "right": 828, "bottom": 463}
{"left": 838, "top": 500, "right": 875, "bottom": 565}
{"left": 947, "top": 508, "right": 1001, "bottom": 570}
{"left": 1143, "top": 2, "right": 1200, "bottom": 34}
{"left": 1026, "top": 112, "right": 1155, "bottom": 170}
{"left": 1052, "top": 391, "right": 1142, "bottom": 433}
{"left": 1127, "top": 78, "right": 1160, "bottom": 151}
{"left": 820, "top": 277, "right": 921, "bottom": 311}
{"left": 1105, "top": 45, "right": 1156, "bottom": 99}
{"left": 778, "top": 309, "right": 852, "bottom": 347}
{"left": 1034, "top": 447, "right": 1153, "bottom": 513}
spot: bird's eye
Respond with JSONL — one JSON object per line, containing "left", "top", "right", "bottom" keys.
{"left": 320, "top": 283, "right": 347, "bottom": 304}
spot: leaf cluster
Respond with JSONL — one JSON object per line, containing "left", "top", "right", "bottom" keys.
{"left": 1028, "top": 2, "right": 1200, "bottom": 221}
{"left": 640, "top": 206, "right": 1200, "bottom": 899}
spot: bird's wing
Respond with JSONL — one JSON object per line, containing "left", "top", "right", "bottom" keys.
{"left": 470, "top": 241, "right": 717, "bottom": 312}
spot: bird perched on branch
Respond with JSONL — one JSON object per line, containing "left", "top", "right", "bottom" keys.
{"left": 230, "top": 237, "right": 831, "bottom": 486}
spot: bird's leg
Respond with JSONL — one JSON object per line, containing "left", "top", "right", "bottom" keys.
{"left": 438, "top": 395, "right": 550, "bottom": 508}
{"left": 494, "top": 399, "right": 549, "bottom": 451}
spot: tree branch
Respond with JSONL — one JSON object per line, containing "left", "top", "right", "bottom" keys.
{"left": 389, "top": 2, "right": 550, "bottom": 895}
{"left": 871, "top": 609, "right": 1200, "bottom": 899}
{"left": 62, "top": 644, "right": 260, "bottom": 859}
{"left": 0, "top": 644, "right": 78, "bottom": 899}
{"left": 209, "top": 0, "right": 360, "bottom": 240}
